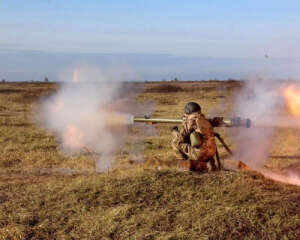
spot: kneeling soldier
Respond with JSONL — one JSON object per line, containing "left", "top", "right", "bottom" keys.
{"left": 172, "top": 102, "right": 217, "bottom": 172}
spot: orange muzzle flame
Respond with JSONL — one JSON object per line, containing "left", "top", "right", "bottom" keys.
{"left": 284, "top": 85, "right": 300, "bottom": 117}
{"left": 63, "top": 125, "right": 84, "bottom": 149}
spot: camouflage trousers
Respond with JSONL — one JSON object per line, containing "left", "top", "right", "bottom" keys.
{"left": 172, "top": 136, "right": 217, "bottom": 172}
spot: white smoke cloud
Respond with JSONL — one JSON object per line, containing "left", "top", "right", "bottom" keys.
{"left": 233, "top": 79, "right": 279, "bottom": 168}
{"left": 38, "top": 65, "right": 152, "bottom": 172}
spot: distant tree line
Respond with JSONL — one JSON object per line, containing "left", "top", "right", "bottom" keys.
{"left": 0, "top": 77, "right": 50, "bottom": 83}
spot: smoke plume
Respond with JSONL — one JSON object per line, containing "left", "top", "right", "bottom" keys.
{"left": 233, "top": 78, "right": 300, "bottom": 186}
{"left": 38, "top": 65, "right": 152, "bottom": 172}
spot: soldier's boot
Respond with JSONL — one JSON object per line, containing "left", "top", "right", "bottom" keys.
{"left": 192, "top": 160, "right": 208, "bottom": 172}
{"left": 208, "top": 157, "right": 218, "bottom": 171}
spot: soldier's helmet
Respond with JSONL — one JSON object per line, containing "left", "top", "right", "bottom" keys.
{"left": 185, "top": 102, "right": 201, "bottom": 114}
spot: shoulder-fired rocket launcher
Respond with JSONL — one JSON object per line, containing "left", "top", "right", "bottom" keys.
{"left": 132, "top": 116, "right": 251, "bottom": 128}
{"left": 132, "top": 115, "right": 251, "bottom": 170}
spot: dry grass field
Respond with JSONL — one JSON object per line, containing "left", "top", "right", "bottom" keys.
{"left": 0, "top": 81, "right": 300, "bottom": 240}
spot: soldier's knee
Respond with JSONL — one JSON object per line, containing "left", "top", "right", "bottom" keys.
{"left": 191, "top": 161, "right": 208, "bottom": 172}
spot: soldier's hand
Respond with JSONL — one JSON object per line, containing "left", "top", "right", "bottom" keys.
{"left": 210, "top": 117, "right": 223, "bottom": 127}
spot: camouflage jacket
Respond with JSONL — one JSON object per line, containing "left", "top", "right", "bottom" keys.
{"left": 173, "top": 112, "right": 216, "bottom": 161}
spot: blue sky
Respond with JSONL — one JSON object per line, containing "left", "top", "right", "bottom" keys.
{"left": 1, "top": 0, "right": 300, "bottom": 58}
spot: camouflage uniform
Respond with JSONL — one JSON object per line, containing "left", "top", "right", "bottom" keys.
{"left": 172, "top": 112, "right": 217, "bottom": 171}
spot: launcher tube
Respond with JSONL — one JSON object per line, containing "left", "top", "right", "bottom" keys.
{"left": 133, "top": 117, "right": 182, "bottom": 124}
{"left": 133, "top": 116, "right": 251, "bottom": 128}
